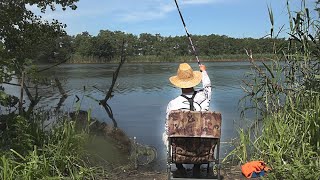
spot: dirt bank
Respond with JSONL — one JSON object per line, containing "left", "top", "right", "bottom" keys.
{"left": 109, "top": 165, "right": 250, "bottom": 180}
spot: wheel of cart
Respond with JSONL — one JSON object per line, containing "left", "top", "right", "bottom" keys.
{"left": 166, "top": 110, "right": 222, "bottom": 180}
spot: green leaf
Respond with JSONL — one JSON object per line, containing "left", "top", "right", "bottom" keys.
{"left": 262, "top": 61, "right": 275, "bottom": 78}
{"left": 268, "top": 5, "right": 274, "bottom": 37}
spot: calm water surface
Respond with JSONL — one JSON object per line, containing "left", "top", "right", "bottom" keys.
{"left": 5, "top": 61, "right": 256, "bottom": 170}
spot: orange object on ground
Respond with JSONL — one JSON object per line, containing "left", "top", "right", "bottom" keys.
{"left": 241, "top": 161, "right": 271, "bottom": 178}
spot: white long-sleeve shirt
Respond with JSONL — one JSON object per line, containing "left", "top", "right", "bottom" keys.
{"left": 163, "top": 70, "right": 212, "bottom": 146}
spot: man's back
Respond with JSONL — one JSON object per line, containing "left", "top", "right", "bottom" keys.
{"left": 166, "top": 68, "right": 212, "bottom": 117}
{"left": 163, "top": 63, "right": 212, "bottom": 147}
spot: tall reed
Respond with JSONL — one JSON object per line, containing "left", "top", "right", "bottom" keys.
{"left": 226, "top": 1, "right": 320, "bottom": 179}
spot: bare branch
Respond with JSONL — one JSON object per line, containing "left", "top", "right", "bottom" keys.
{"left": 103, "top": 46, "right": 126, "bottom": 102}
{"left": 24, "top": 83, "right": 42, "bottom": 115}
{"left": 2, "top": 81, "right": 53, "bottom": 89}
{"left": 2, "top": 81, "right": 33, "bottom": 88}
{"left": 23, "top": 83, "right": 34, "bottom": 102}
{"left": 54, "top": 78, "right": 68, "bottom": 111}
{"left": 54, "top": 78, "right": 67, "bottom": 97}
{"left": 99, "top": 39, "right": 126, "bottom": 128}
{"left": 55, "top": 95, "right": 67, "bottom": 112}
{"left": 101, "top": 103, "right": 118, "bottom": 128}
{"left": 19, "top": 72, "right": 25, "bottom": 115}
{"left": 37, "top": 59, "right": 68, "bottom": 73}
{"left": 92, "top": 85, "right": 105, "bottom": 93}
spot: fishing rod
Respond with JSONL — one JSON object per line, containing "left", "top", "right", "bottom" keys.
{"left": 173, "top": 0, "right": 201, "bottom": 66}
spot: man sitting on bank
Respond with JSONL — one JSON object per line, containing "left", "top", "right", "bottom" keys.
{"left": 163, "top": 62, "right": 212, "bottom": 177}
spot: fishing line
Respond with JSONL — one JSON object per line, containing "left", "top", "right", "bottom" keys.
{"left": 173, "top": 0, "right": 201, "bottom": 66}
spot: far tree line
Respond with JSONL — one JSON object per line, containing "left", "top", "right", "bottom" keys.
{"left": 1, "top": 29, "right": 288, "bottom": 64}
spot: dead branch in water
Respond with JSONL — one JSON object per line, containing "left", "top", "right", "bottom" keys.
{"left": 55, "top": 78, "right": 68, "bottom": 97}
{"left": 14, "top": 56, "right": 70, "bottom": 115}
{"left": 99, "top": 40, "right": 126, "bottom": 128}
{"left": 55, "top": 78, "right": 68, "bottom": 111}
{"left": 24, "top": 83, "right": 41, "bottom": 115}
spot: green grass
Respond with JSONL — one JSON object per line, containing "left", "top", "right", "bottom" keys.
{"left": 0, "top": 109, "right": 142, "bottom": 180}
{"left": 225, "top": 92, "right": 320, "bottom": 179}
{"left": 256, "top": 92, "right": 320, "bottom": 179}
{"left": 0, "top": 113, "right": 107, "bottom": 179}
{"left": 0, "top": 115, "right": 99, "bottom": 179}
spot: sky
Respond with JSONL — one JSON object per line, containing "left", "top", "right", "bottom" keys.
{"left": 29, "top": 0, "right": 318, "bottom": 38}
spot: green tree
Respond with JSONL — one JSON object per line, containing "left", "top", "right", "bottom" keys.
{"left": 0, "top": 0, "right": 78, "bottom": 75}
{"left": 0, "top": 0, "right": 78, "bottom": 110}
{"left": 73, "top": 31, "right": 94, "bottom": 57}
{"left": 137, "top": 33, "right": 157, "bottom": 55}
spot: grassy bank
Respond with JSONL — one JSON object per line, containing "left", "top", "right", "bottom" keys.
{"left": 0, "top": 112, "right": 133, "bottom": 179}
{"left": 226, "top": 92, "right": 320, "bottom": 179}
{"left": 67, "top": 53, "right": 275, "bottom": 64}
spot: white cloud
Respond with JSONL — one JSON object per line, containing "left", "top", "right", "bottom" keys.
{"left": 181, "top": 0, "right": 223, "bottom": 5}
{"left": 118, "top": 1, "right": 176, "bottom": 22}
{"left": 26, "top": 0, "right": 229, "bottom": 23}
{"left": 25, "top": 0, "right": 233, "bottom": 35}
{"left": 117, "top": 0, "right": 231, "bottom": 22}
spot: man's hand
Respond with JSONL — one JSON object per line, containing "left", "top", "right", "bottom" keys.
{"left": 199, "top": 64, "right": 206, "bottom": 72}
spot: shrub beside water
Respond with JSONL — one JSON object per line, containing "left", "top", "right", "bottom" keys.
{"left": 255, "top": 92, "right": 319, "bottom": 179}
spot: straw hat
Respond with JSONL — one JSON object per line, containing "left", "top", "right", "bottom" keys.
{"left": 169, "top": 63, "right": 202, "bottom": 88}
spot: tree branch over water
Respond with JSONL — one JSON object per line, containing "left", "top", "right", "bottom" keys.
{"left": 37, "top": 59, "right": 68, "bottom": 73}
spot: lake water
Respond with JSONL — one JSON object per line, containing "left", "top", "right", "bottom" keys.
{"left": 3, "top": 61, "right": 257, "bottom": 170}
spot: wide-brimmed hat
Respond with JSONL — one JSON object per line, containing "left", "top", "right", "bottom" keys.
{"left": 169, "top": 63, "right": 202, "bottom": 88}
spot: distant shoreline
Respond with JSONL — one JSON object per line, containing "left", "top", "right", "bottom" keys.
{"left": 66, "top": 54, "right": 274, "bottom": 64}
{"left": 66, "top": 59, "right": 251, "bottom": 64}
{"left": 65, "top": 58, "right": 271, "bottom": 64}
